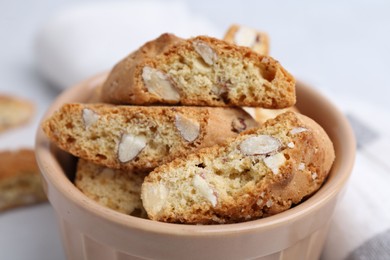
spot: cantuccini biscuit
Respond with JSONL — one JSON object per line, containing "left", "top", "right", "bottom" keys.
{"left": 42, "top": 103, "right": 258, "bottom": 171}
{"left": 223, "top": 25, "right": 299, "bottom": 124}
{"left": 223, "top": 24, "right": 270, "bottom": 56}
{"left": 141, "top": 112, "right": 335, "bottom": 224}
{"left": 0, "top": 149, "right": 47, "bottom": 212}
{"left": 101, "top": 33, "right": 295, "bottom": 108}
{"left": 223, "top": 24, "right": 299, "bottom": 124}
{"left": 0, "top": 95, "right": 34, "bottom": 133}
{"left": 75, "top": 159, "right": 147, "bottom": 218}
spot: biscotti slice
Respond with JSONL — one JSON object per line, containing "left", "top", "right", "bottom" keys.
{"left": 42, "top": 103, "right": 258, "bottom": 171}
{"left": 75, "top": 159, "right": 147, "bottom": 218}
{"left": 0, "top": 149, "right": 47, "bottom": 212}
{"left": 0, "top": 95, "right": 35, "bottom": 133}
{"left": 223, "top": 25, "right": 300, "bottom": 124}
{"left": 102, "top": 33, "right": 295, "bottom": 108}
{"left": 223, "top": 24, "right": 270, "bottom": 56}
{"left": 141, "top": 111, "right": 335, "bottom": 224}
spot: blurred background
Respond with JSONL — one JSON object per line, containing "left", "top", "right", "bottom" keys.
{"left": 0, "top": 0, "right": 389, "bottom": 259}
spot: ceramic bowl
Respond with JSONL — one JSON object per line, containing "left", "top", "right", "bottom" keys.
{"left": 36, "top": 74, "right": 355, "bottom": 260}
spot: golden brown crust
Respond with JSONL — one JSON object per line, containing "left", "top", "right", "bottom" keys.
{"left": 75, "top": 159, "right": 147, "bottom": 218}
{"left": 102, "top": 34, "right": 183, "bottom": 106}
{"left": 0, "top": 95, "right": 35, "bottom": 133}
{"left": 223, "top": 24, "right": 270, "bottom": 56}
{"left": 0, "top": 149, "right": 47, "bottom": 211}
{"left": 141, "top": 112, "right": 335, "bottom": 224}
{"left": 42, "top": 103, "right": 258, "bottom": 171}
{"left": 101, "top": 33, "right": 295, "bottom": 108}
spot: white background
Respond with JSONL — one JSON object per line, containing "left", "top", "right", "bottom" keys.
{"left": 1, "top": 0, "right": 389, "bottom": 259}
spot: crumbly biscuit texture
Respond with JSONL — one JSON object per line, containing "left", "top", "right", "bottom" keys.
{"left": 75, "top": 159, "right": 147, "bottom": 218}
{"left": 141, "top": 112, "right": 335, "bottom": 224}
{"left": 0, "top": 149, "right": 47, "bottom": 211}
{"left": 42, "top": 103, "right": 258, "bottom": 171}
{"left": 102, "top": 33, "right": 295, "bottom": 108}
{"left": 224, "top": 25, "right": 299, "bottom": 124}
{"left": 0, "top": 95, "right": 34, "bottom": 133}
{"left": 223, "top": 24, "right": 270, "bottom": 56}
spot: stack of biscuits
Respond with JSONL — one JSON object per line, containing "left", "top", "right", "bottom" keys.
{"left": 42, "top": 25, "right": 335, "bottom": 224}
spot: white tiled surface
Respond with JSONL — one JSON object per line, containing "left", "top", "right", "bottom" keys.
{"left": 1, "top": 1, "right": 389, "bottom": 259}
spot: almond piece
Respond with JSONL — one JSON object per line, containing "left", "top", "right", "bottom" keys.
{"left": 287, "top": 142, "right": 295, "bottom": 148}
{"left": 142, "top": 67, "right": 180, "bottom": 101}
{"left": 234, "top": 26, "right": 259, "bottom": 48}
{"left": 290, "top": 127, "right": 308, "bottom": 135}
{"left": 117, "top": 133, "right": 147, "bottom": 163}
{"left": 263, "top": 153, "right": 286, "bottom": 175}
{"left": 266, "top": 199, "right": 273, "bottom": 208}
{"left": 175, "top": 114, "right": 200, "bottom": 142}
{"left": 231, "top": 118, "right": 247, "bottom": 133}
{"left": 239, "top": 135, "right": 281, "bottom": 156}
{"left": 142, "top": 182, "right": 169, "bottom": 217}
{"left": 192, "top": 174, "right": 217, "bottom": 207}
{"left": 256, "top": 192, "right": 266, "bottom": 206}
{"left": 82, "top": 108, "right": 99, "bottom": 128}
{"left": 298, "top": 163, "right": 305, "bottom": 171}
{"left": 193, "top": 40, "right": 217, "bottom": 65}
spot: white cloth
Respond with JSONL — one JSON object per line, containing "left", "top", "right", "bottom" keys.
{"left": 322, "top": 94, "right": 390, "bottom": 260}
